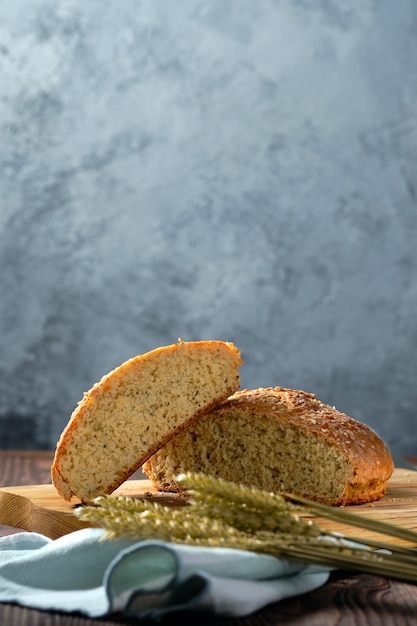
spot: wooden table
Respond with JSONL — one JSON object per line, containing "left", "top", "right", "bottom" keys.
{"left": 1, "top": 451, "right": 417, "bottom": 626}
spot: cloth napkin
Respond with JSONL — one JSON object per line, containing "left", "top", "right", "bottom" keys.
{"left": 0, "top": 528, "right": 330, "bottom": 619}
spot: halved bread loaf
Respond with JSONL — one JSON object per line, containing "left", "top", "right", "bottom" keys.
{"left": 143, "top": 387, "right": 394, "bottom": 505}
{"left": 51, "top": 340, "right": 242, "bottom": 502}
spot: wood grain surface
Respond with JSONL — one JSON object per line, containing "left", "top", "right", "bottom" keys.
{"left": 1, "top": 451, "right": 417, "bottom": 626}
{"left": 1, "top": 468, "right": 417, "bottom": 542}
{"left": 0, "top": 479, "right": 188, "bottom": 539}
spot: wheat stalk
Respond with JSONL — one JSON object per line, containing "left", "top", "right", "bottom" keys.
{"left": 74, "top": 472, "right": 417, "bottom": 584}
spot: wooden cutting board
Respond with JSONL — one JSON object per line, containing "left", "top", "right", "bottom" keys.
{"left": 1, "top": 468, "right": 416, "bottom": 543}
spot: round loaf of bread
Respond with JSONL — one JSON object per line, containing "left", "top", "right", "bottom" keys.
{"left": 143, "top": 387, "right": 394, "bottom": 505}
{"left": 51, "top": 340, "right": 242, "bottom": 502}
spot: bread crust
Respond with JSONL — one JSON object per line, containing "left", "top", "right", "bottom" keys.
{"left": 232, "top": 387, "right": 394, "bottom": 502}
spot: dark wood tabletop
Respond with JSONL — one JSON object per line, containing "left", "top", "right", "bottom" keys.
{"left": 1, "top": 450, "right": 417, "bottom": 626}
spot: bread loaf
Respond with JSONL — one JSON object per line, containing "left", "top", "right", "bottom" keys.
{"left": 51, "top": 340, "right": 242, "bottom": 502}
{"left": 143, "top": 387, "right": 394, "bottom": 505}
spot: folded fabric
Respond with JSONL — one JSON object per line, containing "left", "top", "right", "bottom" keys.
{"left": 0, "top": 528, "right": 330, "bottom": 619}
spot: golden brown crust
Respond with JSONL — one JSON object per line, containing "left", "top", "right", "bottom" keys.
{"left": 51, "top": 340, "right": 242, "bottom": 502}
{"left": 143, "top": 386, "right": 394, "bottom": 506}
{"left": 229, "top": 387, "right": 394, "bottom": 496}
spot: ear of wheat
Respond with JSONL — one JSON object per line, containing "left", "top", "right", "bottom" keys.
{"left": 74, "top": 472, "right": 417, "bottom": 584}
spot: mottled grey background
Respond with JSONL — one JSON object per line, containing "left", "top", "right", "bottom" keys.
{"left": 1, "top": 1, "right": 416, "bottom": 455}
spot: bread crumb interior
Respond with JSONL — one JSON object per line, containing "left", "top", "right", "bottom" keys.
{"left": 144, "top": 409, "right": 354, "bottom": 502}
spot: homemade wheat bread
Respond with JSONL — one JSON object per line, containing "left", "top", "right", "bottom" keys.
{"left": 143, "top": 387, "right": 394, "bottom": 505}
{"left": 51, "top": 340, "right": 242, "bottom": 502}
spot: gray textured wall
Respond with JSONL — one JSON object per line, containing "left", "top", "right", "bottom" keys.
{"left": 1, "top": 1, "right": 416, "bottom": 455}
